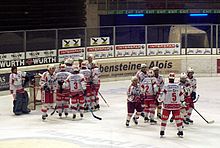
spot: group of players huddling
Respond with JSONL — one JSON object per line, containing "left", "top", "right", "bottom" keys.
{"left": 126, "top": 64, "right": 197, "bottom": 138}
{"left": 9, "top": 54, "right": 197, "bottom": 138}
{"left": 9, "top": 54, "right": 101, "bottom": 120}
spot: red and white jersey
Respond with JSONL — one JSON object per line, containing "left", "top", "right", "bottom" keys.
{"left": 140, "top": 77, "right": 159, "bottom": 100}
{"left": 80, "top": 68, "right": 91, "bottom": 83}
{"left": 187, "top": 77, "right": 197, "bottom": 92}
{"left": 155, "top": 75, "right": 164, "bottom": 90}
{"left": 65, "top": 66, "right": 74, "bottom": 74}
{"left": 91, "top": 67, "right": 101, "bottom": 84}
{"left": 65, "top": 73, "right": 85, "bottom": 93}
{"left": 55, "top": 71, "right": 71, "bottom": 82}
{"left": 179, "top": 80, "right": 192, "bottom": 97}
{"left": 9, "top": 71, "right": 26, "bottom": 93}
{"left": 87, "top": 62, "right": 93, "bottom": 70}
{"left": 159, "top": 83, "right": 184, "bottom": 110}
{"left": 135, "top": 70, "right": 147, "bottom": 82}
{"left": 55, "top": 71, "right": 71, "bottom": 90}
{"left": 40, "top": 71, "right": 57, "bottom": 91}
{"left": 127, "top": 84, "right": 141, "bottom": 102}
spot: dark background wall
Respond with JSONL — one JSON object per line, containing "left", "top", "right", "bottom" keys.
{"left": 100, "top": 14, "right": 219, "bottom": 26}
{"left": 0, "top": 0, "right": 86, "bottom": 31}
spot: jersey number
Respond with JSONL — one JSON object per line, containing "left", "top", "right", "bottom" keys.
{"left": 172, "top": 93, "right": 177, "bottom": 101}
{"left": 74, "top": 82, "right": 78, "bottom": 89}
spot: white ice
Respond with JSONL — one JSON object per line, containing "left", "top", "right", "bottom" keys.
{"left": 0, "top": 77, "right": 220, "bottom": 148}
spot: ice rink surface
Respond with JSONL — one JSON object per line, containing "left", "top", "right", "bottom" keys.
{"left": 0, "top": 77, "right": 220, "bottom": 148}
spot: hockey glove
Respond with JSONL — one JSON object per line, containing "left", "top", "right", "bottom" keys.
{"left": 43, "top": 84, "right": 50, "bottom": 92}
{"left": 58, "top": 80, "right": 64, "bottom": 86}
{"left": 191, "top": 92, "right": 196, "bottom": 100}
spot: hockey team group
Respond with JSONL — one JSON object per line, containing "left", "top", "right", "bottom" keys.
{"left": 9, "top": 54, "right": 197, "bottom": 138}
{"left": 127, "top": 64, "right": 197, "bottom": 138}
{"left": 9, "top": 54, "right": 101, "bottom": 120}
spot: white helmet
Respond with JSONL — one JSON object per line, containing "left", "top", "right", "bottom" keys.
{"left": 88, "top": 54, "right": 94, "bottom": 59}
{"left": 92, "top": 60, "right": 97, "bottom": 66}
{"left": 147, "top": 69, "right": 154, "bottom": 77}
{"left": 152, "top": 66, "right": 159, "bottom": 71}
{"left": 141, "top": 64, "right": 147, "bottom": 68}
{"left": 64, "top": 58, "right": 73, "bottom": 64}
{"left": 131, "top": 76, "right": 138, "bottom": 82}
{"left": 168, "top": 72, "right": 175, "bottom": 79}
{"left": 78, "top": 57, "right": 84, "bottom": 61}
{"left": 81, "top": 61, "right": 87, "bottom": 68}
{"left": 180, "top": 72, "right": 187, "bottom": 79}
{"left": 187, "top": 67, "right": 194, "bottom": 73}
{"left": 47, "top": 64, "right": 56, "bottom": 70}
{"left": 60, "top": 64, "right": 66, "bottom": 71}
{"left": 73, "top": 66, "right": 80, "bottom": 72}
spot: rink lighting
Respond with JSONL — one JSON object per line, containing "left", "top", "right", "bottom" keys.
{"left": 189, "top": 14, "right": 208, "bottom": 17}
{"left": 127, "top": 14, "right": 144, "bottom": 17}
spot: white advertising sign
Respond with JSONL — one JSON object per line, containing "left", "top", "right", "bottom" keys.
{"left": 147, "top": 43, "right": 181, "bottom": 55}
{"left": 90, "top": 37, "right": 110, "bottom": 46}
{"left": 26, "top": 50, "right": 57, "bottom": 65}
{"left": 26, "top": 50, "right": 57, "bottom": 58}
{"left": 58, "top": 48, "right": 85, "bottom": 62}
{"left": 187, "top": 48, "right": 212, "bottom": 55}
{"left": 0, "top": 52, "right": 25, "bottom": 68}
{"left": 86, "top": 45, "right": 114, "bottom": 59}
{"left": 62, "top": 38, "right": 81, "bottom": 48}
{"left": 115, "top": 44, "right": 146, "bottom": 57}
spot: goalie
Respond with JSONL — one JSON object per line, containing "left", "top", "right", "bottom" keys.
{"left": 9, "top": 66, "right": 31, "bottom": 115}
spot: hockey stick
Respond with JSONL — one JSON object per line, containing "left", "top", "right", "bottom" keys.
{"left": 50, "top": 105, "right": 57, "bottom": 116}
{"left": 98, "top": 91, "right": 110, "bottom": 107}
{"left": 192, "top": 107, "right": 214, "bottom": 124}
{"left": 88, "top": 107, "right": 102, "bottom": 120}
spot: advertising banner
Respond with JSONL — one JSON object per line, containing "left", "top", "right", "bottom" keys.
{"left": 58, "top": 48, "right": 85, "bottom": 62}
{"left": 0, "top": 52, "right": 25, "bottom": 68}
{"left": 115, "top": 44, "right": 146, "bottom": 57}
{"left": 147, "top": 43, "right": 181, "bottom": 55}
{"left": 62, "top": 38, "right": 81, "bottom": 48}
{"left": 90, "top": 37, "right": 110, "bottom": 46}
{"left": 26, "top": 50, "right": 57, "bottom": 65}
{"left": 186, "top": 48, "right": 212, "bottom": 55}
{"left": 98, "top": 58, "right": 181, "bottom": 78}
{"left": 86, "top": 45, "right": 114, "bottom": 59}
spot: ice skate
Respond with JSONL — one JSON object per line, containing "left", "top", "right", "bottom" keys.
{"left": 150, "top": 119, "right": 157, "bottom": 125}
{"left": 160, "top": 131, "right": 165, "bottom": 138}
{"left": 132, "top": 117, "right": 138, "bottom": 125}
{"left": 177, "top": 131, "right": 183, "bottom": 138}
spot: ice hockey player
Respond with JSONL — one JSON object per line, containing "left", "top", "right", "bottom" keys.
{"left": 126, "top": 76, "right": 143, "bottom": 127}
{"left": 185, "top": 67, "right": 197, "bottom": 123}
{"left": 80, "top": 61, "right": 92, "bottom": 110}
{"left": 55, "top": 64, "right": 71, "bottom": 118}
{"left": 140, "top": 69, "right": 159, "bottom": 124}
{"left": 136, "top": 64, "right": 148, "bottom": 82}
{"left": 152, "top": 66, "right": 164, "bottom": 119}
{"left": 9, "top": 66, "right": 31, "bottom": 115}
{"left": 64, "top": 58, "right": 74, "bottom": 73}
{"left": 91, "top": 61, "right": 101, "bottom": 110}
{"left": 65, "top": 66, "right": 86, "bottom": 119}
{"left": 158, "top": 73, "right": 185, "bottom": 138}
{"left": 78, "top": 57, "right": 84, "bottom": 69}
{"left": 87, "top": 54, "right": 94, "bottom": 70}
{"left": 178, "top": 72, "right": 192, "bottom": 125}
{"left": 40, "top": 65, "right": 57, "bottom": 120}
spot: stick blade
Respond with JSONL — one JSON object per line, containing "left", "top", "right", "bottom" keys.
{"left": 208, "top": 120, "right": 215, "bottom": 124}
